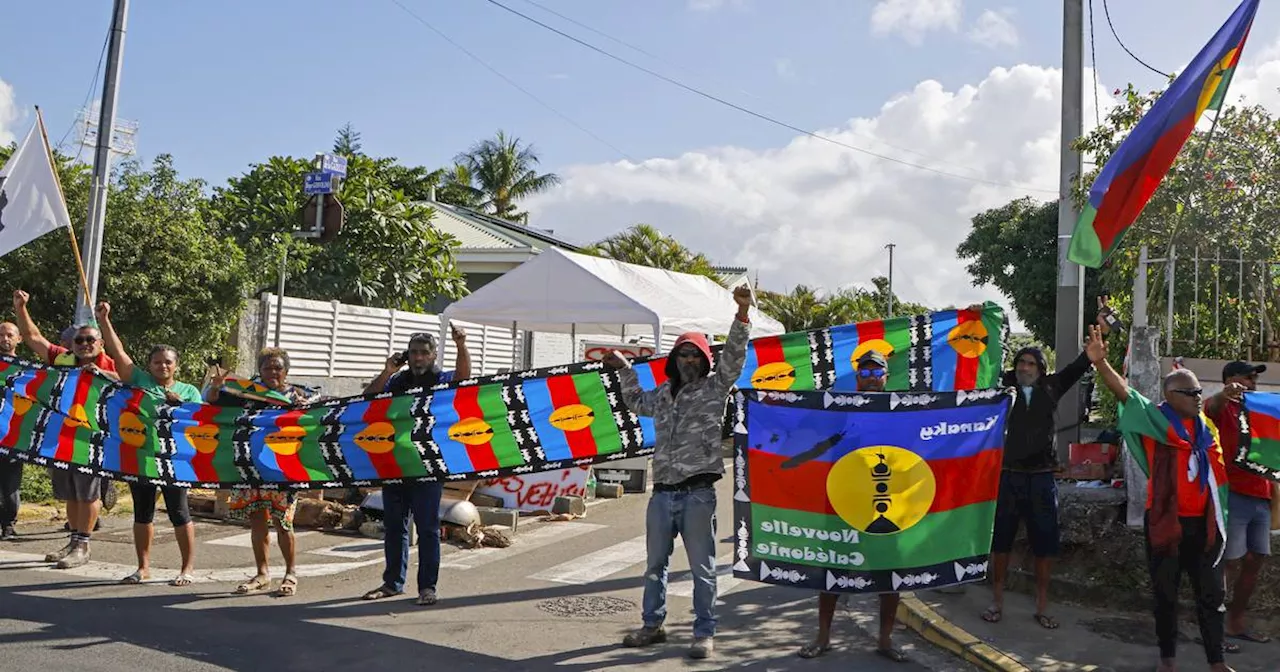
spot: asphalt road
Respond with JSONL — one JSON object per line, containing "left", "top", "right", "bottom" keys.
{"left": 0, "top": 474, "right": 970, "bottom": 671}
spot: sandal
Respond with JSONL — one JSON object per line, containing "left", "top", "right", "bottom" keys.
{"left": 1033, "top": 613, "right": 1059, "bottom": 630}
{"left": 120, "top": 570, "right": 149, "bottom": 585}
{"left": 876, "top": 647, "right": 908, "bottom": 663}
{"left": 1194, "top": 635, "right": 1241, "bottom": 654}
{"left": 362, "top": 585, "right": 402, "bottom": 601}
{"left": 798, "top": 642, "right": 832, "bottom": 659}
{"left": 234, "top": 574, "right": 270, "bottom": 594}
{"left": 982, "top": 606, "right": 1003, "bottom": 623}
{"left": 170, "top": 574, "right": 194, "bottom": 587}
{"left": 277, "top": 573, "right": 298, "bottom": 597}
{"left": 1227, "top": 630, "right": 1272, "bottom": 643}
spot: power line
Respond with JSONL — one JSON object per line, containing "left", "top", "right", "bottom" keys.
{"left": 1102, "top": 0, "right": 1170, "bottom": 79}
{"left": 56, "top": 29, "right": 111, "bottom": 154}
{"left": 482, "top": 0, "right": 1059, "bottom": 194}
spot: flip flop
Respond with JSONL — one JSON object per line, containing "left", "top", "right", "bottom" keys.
{"left": 1034, "top": 613, "right": 1059, "bottom": 630}
{"left": 120, "top": 570, "right": 148, "bottom": 585}
{"left": 875, "top": 647, "right": 908, "bottom": 663}
{"left": 797, "top": 642, "right": 832, "bottom": 659}
{"left": 1227, "top": 631, "right": 1271, "bottom": 643}
{"left": 170, "top": 574, "right": 194, "bottom": 587}
{"left": 235, "top": 575, "right": 270, "bottom": 594}
{"left": 276, "top": 574, "right": 298, "bottom": 597}
{"left": 362, "top": 586, "right": 402, "bottom": 601}
{"left": 981, "top": 606, "right": 1003, "bottom": 623}
{"left": 1194, "top": 636, "right": 1241, "bottom": 654}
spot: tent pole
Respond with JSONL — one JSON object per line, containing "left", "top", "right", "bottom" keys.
{"left": 511, "top": 321, "right": 519, "bottom": 370}
{"left": 571, "top": 323, "right": 577, "bottom": 361}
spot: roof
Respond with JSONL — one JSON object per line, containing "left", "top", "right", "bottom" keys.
{"left": 423, "top": 201, "right": 582, "bottom": 252}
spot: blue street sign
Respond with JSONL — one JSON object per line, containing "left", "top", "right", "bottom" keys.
{"left": 319, "top": 153, "right": 348, "bottom": 177}
{"left": 304, "top": 171, "right": 334, "bottom": 195}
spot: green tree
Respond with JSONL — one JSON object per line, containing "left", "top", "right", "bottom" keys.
{"left": 453, "top": 131, "right": 560, "bottom": 223}
{"left": 207, "top": 153, "right": 467, "bottom": 311}
{"left": 758, "top": 285, "right": 826, "bottom": 332}
{"left": 957, "top": 197, "right": 1104, "bottom": 345}
{"left": 333, "top": 123, "right": 363, "bottom": 156}
{"left": 759, "top": 279, "right": 930, "bottom": 332}
{"left": 0, "top": 148, "right": 249, "bottom": 379}
{"left": 583, "top": 224, "right": 722, "bottom": 281}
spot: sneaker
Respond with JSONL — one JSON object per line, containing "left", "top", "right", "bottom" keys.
{"left": 45, "top": 541, "right": 74, "bottom": 563}
{"left": 56, "top": 544, "right": 89, "bottom": 569}
{"left": 689, "top": 637, "right": 714, "bottom": 659}
{"left": 622, "top": 626, "right": 667, "bottom": 648}
{"left": 416, "top": 589, "right": 438, "bottom": 606}
{"left": 0, "top": 525, "right": 15, "bottom": 541}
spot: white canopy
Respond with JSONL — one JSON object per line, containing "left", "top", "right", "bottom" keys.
{"left": 441, "top": 248, "right": 785, "bottom": 344}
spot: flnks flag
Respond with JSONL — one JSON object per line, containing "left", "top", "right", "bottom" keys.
{"left": 729, "top": 388, "right": 1010, "bottom": 594}
{"left": 1067, "top": 0, "right": 1258, "bottom": 268}
{"left": 0, "top": 115, "right": 74, "bottom": 257}
{"left": 1234, "top": 392, "right": 1280, "bottom": 480}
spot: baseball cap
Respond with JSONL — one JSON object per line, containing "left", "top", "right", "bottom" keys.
{"left": 1222, "top": 360, "right": 1266, "bottom": 381}
{"left": 856, "top": 350, "right": 888, "bottom": 367}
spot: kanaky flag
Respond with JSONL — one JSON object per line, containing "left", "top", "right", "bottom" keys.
{"left": 0, "top": 114, "right": 74, "bottom": 257}
{"left": 1067, "top": 0, "right": 1259, "bottom": 268}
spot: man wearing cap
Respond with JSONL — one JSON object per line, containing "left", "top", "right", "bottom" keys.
{"left": 796, "top": 349, "right": 908, "bottom": 663}
{"left": 361, "top": 326, "right": 470, "bottom": 607}
{"left": 604, "top": 284, "right": 754, "bottom": 660}
{"left": 1206, "top": 360, "right": 1274, "bottom": 645}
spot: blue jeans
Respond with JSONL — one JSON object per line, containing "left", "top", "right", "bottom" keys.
{"left": 642, "top": 486, "right": 718, "bottom": 638}
{"left": 381, "top": 482, "right": 444, "bottom": 593}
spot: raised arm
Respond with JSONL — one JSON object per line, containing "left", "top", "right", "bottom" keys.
{"left": 450, "top": 324, "right": 472, "bottom": 380}
{"left": 94, "top": 302, "right": 135, "bottom": 382}
{"left": 604, "top": 352, "right": 660, "bottom": 417}
{"left": 1086, "top": 324, "right": 1129, "bottom": 403}
{"left": 12, "top": 290, "right": 52, "bottom": 361}
{"left": 713, "top": 285, "right": 754, "bottom": 392}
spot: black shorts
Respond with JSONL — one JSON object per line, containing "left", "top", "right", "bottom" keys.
{"left": 129, "top": 483, "right": 192, "bottom": 527}
{"left": 990, "top": 470, "right": 1060, "bottom": 557}
{"left": 49, "top": 468, "right": 102, "bottom": 502}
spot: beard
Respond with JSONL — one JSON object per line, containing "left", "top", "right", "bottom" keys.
{"left": 1015, "top": 371, "right": 1039, "bottom": 387}
{"left": 676, "top": 360, "right": 703, "bottom": 383}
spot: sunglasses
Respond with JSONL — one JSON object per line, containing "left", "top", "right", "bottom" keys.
{"left": 675, "top": 348, "right": 703, "bottom": 359}
{"left": 857, "top": 368, "right": 886, "bottom": 379}
{"left": 1171, "top": 388, "right": 1203, "bottom": 398}
{"left": 73, "top": 336, "right": 97, "bottom": 345}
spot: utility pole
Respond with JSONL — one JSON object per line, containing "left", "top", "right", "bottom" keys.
{"left": 884, "top": 243, "right": 896, "bottom": 318}
{"left": 75, "top": 0, "right": 129, "bottom": 324}
{"left": 1055, "top": 0, "right": 1085, "bottom": 461}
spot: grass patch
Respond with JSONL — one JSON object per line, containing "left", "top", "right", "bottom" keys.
{"left": 19, "top": 464, "right": 55, "bottom": 504}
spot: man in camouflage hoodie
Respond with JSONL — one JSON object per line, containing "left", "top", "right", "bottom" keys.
{"left": 605, "top": 284, "right": 754, "bottom": 660}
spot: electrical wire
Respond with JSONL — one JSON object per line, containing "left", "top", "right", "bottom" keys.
{"left": 1102, "top": 0, "right": 1170, "bottom": 79}
{"left": 56, "top": 29, "right": 110, "bottom": 154}
{"left": 482, "top": 0, "right": 1059, "bottom": 194}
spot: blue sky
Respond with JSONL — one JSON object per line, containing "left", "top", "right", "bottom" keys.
{"left": 2, "top": 1, "right": 1278, "bottom": 316}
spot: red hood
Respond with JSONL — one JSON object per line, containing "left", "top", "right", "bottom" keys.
{"left": 664, "top": 332, "right": 713, "bottom": 381}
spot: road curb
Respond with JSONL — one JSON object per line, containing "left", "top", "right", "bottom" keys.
{"left": 897, "top": 593, "right": 1031, "bottom": 672}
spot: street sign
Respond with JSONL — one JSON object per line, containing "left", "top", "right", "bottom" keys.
{"left": 319, "top": 153, "right": 348, "bottom": 177}
{"left": 304, "top": 171, "right": 334, "bottom": 195}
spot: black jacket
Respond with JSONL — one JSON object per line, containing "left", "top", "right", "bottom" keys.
{"left": 1000, "top": 348, "right": 1091, "bottom": 472}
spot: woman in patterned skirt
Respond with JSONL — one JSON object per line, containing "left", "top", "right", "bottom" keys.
{"left": 206, "top": 347, "right": 320, "bottom": 597}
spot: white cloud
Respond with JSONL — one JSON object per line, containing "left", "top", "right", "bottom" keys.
{"left": 967, "top": 8, "right": 1019, "bottom": 48}
{"left": 0, "top": 78, "right": 19, "bottom": 145}
{"left": 774, "top": 58, "right": 795, "bottom": 79}
{"left": 871, "top": 0, "right": 962, "bottom": 45}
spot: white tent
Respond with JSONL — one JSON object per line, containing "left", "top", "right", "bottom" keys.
{"left": 441, "top": 248, "right": 785, "bottom": 347}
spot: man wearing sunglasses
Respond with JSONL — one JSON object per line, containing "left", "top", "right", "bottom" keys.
{"left": 797, "top": 349, "right": 908, "bottom": 663}
{"left": 12, "top": 290, "right": 119, "bottom": 569}
{"left": 361, "top": 325, "right": 470, "bottom": 608}
{"left": 605, "top": 284, "right": 754, "bottom": 660}
{"left": 1206, "top": 360, "right": 1272, "bottom": 646}
{"left": 1092, "top": 326, "right": 1232, "bottom": 672}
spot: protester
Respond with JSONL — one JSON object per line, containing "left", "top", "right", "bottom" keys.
{"left": 95, "top": 302, "right": 203, "bottom": 586}
{"left": 361, "top": 326, "right": 470, "bottom": 606}
{"left": 207, "top": 347, "right": 320, "bottom": 597}
{"left": 604, "top": 284, "right": 753, "bottom": 660}
{"left": 13, "top": 290, "right": 117, "bottom": 568}
{"left": 1206, "top": 360, "right": 1273, "bottom": 646}
{"left": 797, "top": 349, "right": 907, "bottom": 663}
{"left": 983, "top": 335, "right": 1094, "bottom": 629}
{"left": 0, "top": 322, "right": 24, "bottom": 541}
{"left": 1091, "top": 324, "right": 1232, "bottom": 672}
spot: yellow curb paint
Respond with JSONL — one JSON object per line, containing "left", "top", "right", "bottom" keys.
{"left": 896, "top": 593, "right": 1032, "bottom": 672}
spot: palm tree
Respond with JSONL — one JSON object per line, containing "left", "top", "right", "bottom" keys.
{"left": 583, "top": 224, "right": 721, "bottom": 281}
{"left": 454, "top": 131, "right": 560, "bottom": 223}
{"left": 757, "top": 285, "right": 827, "bottom": 332}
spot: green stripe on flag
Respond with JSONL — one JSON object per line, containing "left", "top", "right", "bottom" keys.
{"left": 476, "top": 384, "right": 522, "bottom": 467}
{"left": 749, "top": 502, "right": 996, "bottom": 571}
{"left": 294, "top": 409, "right": 336, "bottom": 481}
{"left": 388, "top": 395, "right": 429, "bottom": 477}
{"left": 211, "top": 406, "right": 243, "bottom": 481}
{"left": 1067, "top": 204, "right": 1104, "bottom": 268}
{"left": 1246, "top": 436, "right": 1280, "bottom": 472}
{"left": 884, "top": 317, "right": 914, "bottom": 391}
{"left": 978, "top": 304, "right": 1005, "bottom": 389}
{"left": 572, "top": 373, "right": 622, "bottom": 456}
{"left": 779, "top": 331, "right": 816, "bottom": 391}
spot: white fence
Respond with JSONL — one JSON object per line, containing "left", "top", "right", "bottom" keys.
{"left": 259, "top": 294, "right": 522, "bottom": 380}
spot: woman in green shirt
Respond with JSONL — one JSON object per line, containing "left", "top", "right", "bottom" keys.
{"left": 95, "top": 302, "right": 202, "bottom": 587}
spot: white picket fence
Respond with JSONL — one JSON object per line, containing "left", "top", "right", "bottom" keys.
{"left": 259, "top": 294, "right": 522, "bottom": 380}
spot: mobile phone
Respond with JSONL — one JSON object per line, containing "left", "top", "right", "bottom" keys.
{"left": 205, "top": 356, "right": 223, "bottom": 367}
{"left": 393, "top": 351, "right": 408, "bottom": 367}
{"left": 1103, "top": 310, "right": 1126, "bottom": 334}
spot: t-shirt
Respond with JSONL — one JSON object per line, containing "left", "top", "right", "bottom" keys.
{"left": 130, "top": 369, "right": 203, "bottom": 403}
{"left": 385, "top": 368, "right": 454, "bottom": 394}
{"left": 1119, "top": 389, "right": 1226, "bottom": 518}
{"left": 47, "top": 344, "right": 117, "bottom": 373}
{"left": 1209, "top": 399, "right": 1273, "bottom": 500}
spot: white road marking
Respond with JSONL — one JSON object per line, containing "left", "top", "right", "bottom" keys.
{"left": 667, "top": 555, "right": 742, "bottom": 598}
{"left": 0, "top": 549, "right": 380, "bottom": 585}
{"left": 528, "top": 534, "right": 682, "bottom": 585}
{"left": 438, "top": 522, "right": 606, "bottom": 570}
{"left": 205, "top": 530, "right": 316, "bottom": 547}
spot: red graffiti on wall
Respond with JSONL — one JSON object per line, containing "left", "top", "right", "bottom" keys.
{"left": 482, "top": 465, "right": 589, "bottom": 509}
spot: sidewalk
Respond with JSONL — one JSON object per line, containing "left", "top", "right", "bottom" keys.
{"left": 909, "top": 584, "right": 1275, "bottom": 672}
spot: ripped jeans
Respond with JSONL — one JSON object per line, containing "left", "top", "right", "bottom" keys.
{"left": 641, "top": 486, "right": 718, "bottom": 638}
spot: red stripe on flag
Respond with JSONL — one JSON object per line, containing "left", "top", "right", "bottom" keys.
{"left": 547, "top": 375, "right": 597, "bottom": 459}
{"left": 453, "top": 386, "right": 499, "bottom": 471}
{"left": 927, "top": 449, "right": 1002, "bottom": 512}
{"left": 362, "top": 397, "right": 404, "bottom": 478}
{"left": 1092, "top": 114, "right": 1198, "bottom": 251}
{"left": 1, "top": 370, "right": 47, "bottom": 447}
{"left": 1251, "top": 410, "right": 1280, "bottom": 442}
{"left": 117, "top": 391, "right": 144, "bottom": 477}
{"left": 271, "top": 411, "right": 312, "bottom": 482}
{"left": 856, "top": 320, "right": 886, "bottom": 343}
{"left": 54, "top": 373, "right": 94, "bottom": 463}
{"left": 753, "top": 336, "right": 785, "bottom": 366}
{"left": 954, "top": 310, "right": 980, "bottom": 390}
{"left": 647, "top": 359, "right": 668, "bottom": 386}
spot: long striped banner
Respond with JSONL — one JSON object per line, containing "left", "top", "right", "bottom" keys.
{"left": 0, "top": 304, "right": 1008, "bottom": 489}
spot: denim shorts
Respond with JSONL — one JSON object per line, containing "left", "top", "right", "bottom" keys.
{"left": 990, "top": 470, "right": 1060, "bottom": 557}
{"left": 1225, "top": 491, "right": 1271, "bottom": 560}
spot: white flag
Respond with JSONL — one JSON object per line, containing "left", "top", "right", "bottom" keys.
{"left": 0, "top": 122, "right": 74, "bottom": 257}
